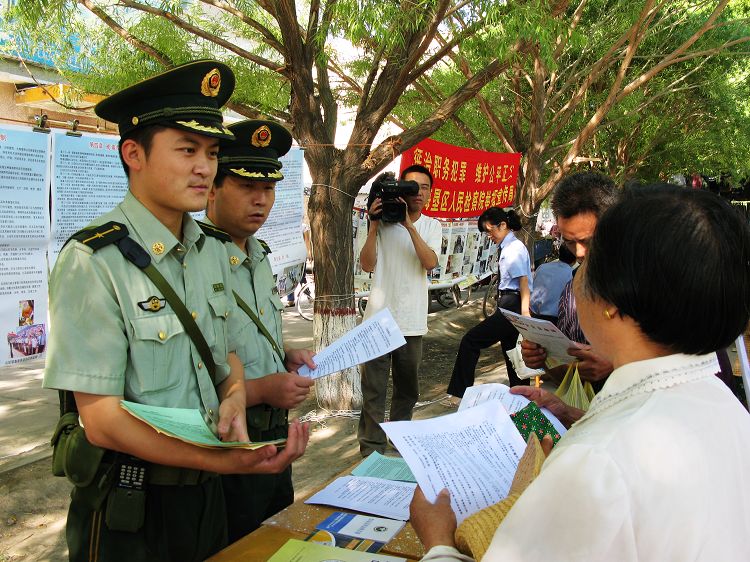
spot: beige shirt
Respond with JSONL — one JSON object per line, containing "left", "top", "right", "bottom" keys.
{"left": 44, "top": 192, "right": 241, "bottom": 426}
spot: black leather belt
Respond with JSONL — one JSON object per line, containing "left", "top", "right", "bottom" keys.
{"left": 499, "top": 289, "right": 520, "bottom": 296}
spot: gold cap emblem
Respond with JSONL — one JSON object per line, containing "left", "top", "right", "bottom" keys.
{"left": 251, "top": 125, "right": 272, "bottom": 147}
{"left": 201, "top": 68, "right": 221, "bottom": 97}
{"left": 152, "top": 242, "right": 165, "bottom": 255}
{"left": 131, "top": 116, "right": 139, "bottom": 125}
{"left": 230, "top": 255, "right": 241, "bottom": 266}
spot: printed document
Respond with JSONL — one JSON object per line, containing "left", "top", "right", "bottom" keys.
{"left": 351, "top": 451, "right": 417, "bottom": 483}
{"left": 500, "top": 308, "right": 582, "bottom": 367}
{"left": 459, "top": 383, "right": 567, "bottom": 437}
{"left": 120, "top": 401, "right": 284, "bottom": 449}
{"left": 382, "top": 400, "right": 527, "bottom": 523}
{"left": 298, "top": 308, "right": 405, "bottom": 379}
{"left": 305, "top": 476, "right": 415, "bottom": 520}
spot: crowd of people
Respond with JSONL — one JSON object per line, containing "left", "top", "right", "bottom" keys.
{"left": 42, "top": 59, "right": 750, "bottom": 562}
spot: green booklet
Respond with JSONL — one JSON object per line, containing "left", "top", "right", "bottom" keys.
{"left": 268, "top": 539, "right": 406, "bottom": 561}
{"left": 120, "top": 400, "right": 285, "bottom": 450}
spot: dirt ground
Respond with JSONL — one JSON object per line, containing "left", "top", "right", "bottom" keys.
{"left": 0, "top": 293, "right": 508, "bottom": 561}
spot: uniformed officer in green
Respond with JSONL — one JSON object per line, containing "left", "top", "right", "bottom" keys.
{"left": 44, "top": 62, "right": 309, "bottom": 562}
{"left": 204, "top": 119, "right": 316, "bottom": 541}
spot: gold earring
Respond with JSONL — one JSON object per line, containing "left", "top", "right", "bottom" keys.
{"left": 603, "top": 309, "right": 612, "bottom": 319}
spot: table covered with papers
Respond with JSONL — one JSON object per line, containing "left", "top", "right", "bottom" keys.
{"left": 206, "top": 461, "right": 424, "bottom": 561}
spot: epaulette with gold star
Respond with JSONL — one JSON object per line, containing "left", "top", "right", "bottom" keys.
{"left": 258, "top": 239, "right": 272, "bottom": 254}
{"left": 196, "top": 221, "right": 232, "bottom": 243}
{"left": 69, "top": 221, "right": 129, "bottom": 250}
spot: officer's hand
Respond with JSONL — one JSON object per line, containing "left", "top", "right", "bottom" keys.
{"left": 368, "top": 197, "right": 383, "bottom": 221}
{"left": 567, "top": 346, "right": 613, "bottom": 382}
{"left": 217, "top": 392, "right": 250, "bottom": 442}
{"left": 230, "top": 419, "right": 310, "bottom": 474}
{"left": 284, "top": 348, "right": 316, "bottom": 373}
{"left": 521, "top": 339, "right": 547, "bottom": 369}
{"left": 260, "top": 372, "right": 314, "bottom": 410}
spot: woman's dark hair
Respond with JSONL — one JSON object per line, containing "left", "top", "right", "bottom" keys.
{"left": 478, "top": 207, "right": 522, "bottom": 232}
{"left": 582, "top": 184, "right": 750, "bottom": 354}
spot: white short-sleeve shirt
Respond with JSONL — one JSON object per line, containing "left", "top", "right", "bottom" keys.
{"left": 363, "top": 214, "right": 442, "bottom": 336}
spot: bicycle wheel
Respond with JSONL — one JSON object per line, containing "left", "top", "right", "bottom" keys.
{"left": 436, "top": 288, "right": 454, "bottom": 308}
{"left": 296, "top": 281, "right": 315, "bottom": 321}
{"left": 452, "top": 284, "right": 472, "bottom": 308}
{"left": 483, "top": 275, "right": 498, "bottom": 318}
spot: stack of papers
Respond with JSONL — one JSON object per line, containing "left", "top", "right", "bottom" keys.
{"left": 305, "top": 476, "right": 415, "bottom": 520}
{"left": 298, "top": 309, "right": 405, "bottom": 379}
{"left": 499, "top": 308, "right": 582, "bottom": 367}
{"left": 382, "top": 401, "right": 527, "bottom": 523}
{"left": 120, "top": 401, "right": 284, "bottom": 449}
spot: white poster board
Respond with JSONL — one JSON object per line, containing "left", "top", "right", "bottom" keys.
{"left": 49, "top": 131, "right": 128, "bottom": 264}
{"left": 0, "top": 125, "right": 51, "bottom": 365}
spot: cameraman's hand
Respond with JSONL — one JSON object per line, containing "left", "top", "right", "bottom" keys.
{"left": 368, "top": 197, "right": 382, "bottom": 223}
{"left": 398, "top": 197, "right": 414, "bottom": 231}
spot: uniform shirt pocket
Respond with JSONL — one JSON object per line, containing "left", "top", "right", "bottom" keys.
{"left": 207, "top": 293, "right": 231, "bottom": 360}
{"left": 129, "top": 314, "right": 186, "bottom": 394}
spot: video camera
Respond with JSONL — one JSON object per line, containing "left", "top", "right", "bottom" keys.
{"left": 367, "top": 172, "right": 419, "bottom": 223}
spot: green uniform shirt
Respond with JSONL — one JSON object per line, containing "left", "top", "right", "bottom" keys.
{"left": 44, "top": 192, "right": 242, "bottom": 428}
{"left": 206, "top": 218, "right": 285, "bottom": 379}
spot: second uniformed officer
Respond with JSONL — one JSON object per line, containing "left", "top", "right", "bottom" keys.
{"left": 44, "top": 62, "right": 309, "bottom": 562}
{"left": 205, "top": 119, "right": 316, "bottom": 541}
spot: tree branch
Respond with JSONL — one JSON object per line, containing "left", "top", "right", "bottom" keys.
{"left": 79, "top": 0, "right": 173, "bottom": 67}
{"left": 117, "top": 0, "right": 285, "bottom": 74}
{"left": 198, "top": 0, "right": 284, "bottom": 53}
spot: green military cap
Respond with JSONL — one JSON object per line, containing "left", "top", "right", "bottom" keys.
{"left": 218, "top": 119, "right": 292, "bottom": 181}
{"left": 95, "top": 60, "right": 235, "bottom": 140}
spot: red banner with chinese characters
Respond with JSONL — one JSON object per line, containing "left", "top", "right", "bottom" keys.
{"left": 399, "top": 138, "right": 521, "bottom": 218}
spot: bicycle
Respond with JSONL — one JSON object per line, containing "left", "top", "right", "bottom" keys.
{"left": 482, "top": 273, "right": 499, "bottom": 318}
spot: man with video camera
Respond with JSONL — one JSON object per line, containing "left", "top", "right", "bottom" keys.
{"left": 357, "top": 164, "right": 442, "bottom": 457}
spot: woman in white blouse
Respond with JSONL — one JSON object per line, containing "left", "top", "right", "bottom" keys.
{"left": 411, "top": 185, "right": 750, "bottom": 561}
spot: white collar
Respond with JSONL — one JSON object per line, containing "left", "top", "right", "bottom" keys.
{"left": 577, "top": 353, "right": 719, "bottom": 425}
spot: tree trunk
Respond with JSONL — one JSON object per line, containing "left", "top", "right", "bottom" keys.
{"left": 306, "top": 157, "right": 362, "bottom": 410}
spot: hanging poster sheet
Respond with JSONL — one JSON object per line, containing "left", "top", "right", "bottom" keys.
{"left": 50, "top": 131, "right": 128, "bottom": 265}
{"left": 256, "top": 147, "right": 306, "bottom": 277}
{"left": 463, "top": 221, "right": 480, "bottom": 277}
{"left": 0, "top": 125, "right": 51, "bottom": 365}
{"left": 447, "top": 221, "right": 468, "bottom": 280}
